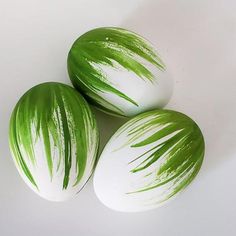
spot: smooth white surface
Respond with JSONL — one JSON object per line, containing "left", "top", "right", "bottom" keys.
{"left": 0, "top": 0, "right": 235, "bottom": 235}
{"left": 94, "top": 111, "right": 204, "bottom": 212}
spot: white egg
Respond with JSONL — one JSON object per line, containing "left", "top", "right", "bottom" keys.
{"left": 68, "top": 27, "right": 173, "bottom": 117}
{"left": 9, "top": 82, "right": 99, "bottom": 201}
{"left": 94, "top": 110, "right": 204, "bottom": 212}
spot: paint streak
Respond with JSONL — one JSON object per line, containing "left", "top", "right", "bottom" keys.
{"left": 9, "top": 82, "right": 99, "bottom": 190}
{"left": 67, "top": 27, "right": 165, "bottom": 115}
{"left": 115, "top": 110, "right": 204, "bottom": 204}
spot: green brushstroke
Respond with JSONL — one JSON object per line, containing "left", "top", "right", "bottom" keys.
{"left": 67, "top": 27, "right": 165, "bottom": 116}
{"left": 115, "top": 110, "right": 204, "bottom": 203}
{"left": 9, "top": 82, "right": 99, "bottom": 190}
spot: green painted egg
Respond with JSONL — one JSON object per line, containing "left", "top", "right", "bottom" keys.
{"left": 67, "top": 27, "right": 173, "bottom": 117}
{"left": 94, "top": 109, "right": 204, "bottom": 212}
{"left": 9, "top": 82, "right": 99, "bottom": 201}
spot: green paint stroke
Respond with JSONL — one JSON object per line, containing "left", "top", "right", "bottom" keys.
{"left": 67, "top": 27, "right": 166, "bottom": 115}
{"left": 9, "top": 82, "right": 99, "bottom": 190}
{"left": 116, "top": 110, "right": 204, "bottom": 203}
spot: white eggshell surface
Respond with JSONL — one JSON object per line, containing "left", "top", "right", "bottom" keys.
{"left": 9, "top": 82, "right": 99, "bottom": 201}
{"left": 68, "top": 27, "right": 173, "bottom": 117}
{"left": 93, "top": 110, "right": 205, "bottom": 212}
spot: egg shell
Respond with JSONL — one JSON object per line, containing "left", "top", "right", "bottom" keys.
{"left": 93, "top": 110, "right": 205, "bottom": 212}
{"left": 67, "top": 27, "right": 173, "bottom": 117}
{"left": 9, "top": 82, "right": 99, "bottom": 201}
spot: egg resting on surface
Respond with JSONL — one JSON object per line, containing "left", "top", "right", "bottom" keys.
{"left": 9, "top": 82, "right": 99, "bottom": 201}
{"left": 93, "top": 109, "right": 205, "bottom": 212}
{"left": 67, "top": 27, "right": 173, "bottom": 117}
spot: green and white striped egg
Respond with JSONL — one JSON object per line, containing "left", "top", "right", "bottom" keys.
{"left": 67, "top": 27, "right": 173, "bottom": 117}
{"left": 9, "top": 82, "right": 99, "bottom": 201}
{"left": 93, "top": 110, "right": 204, "bottom": 212}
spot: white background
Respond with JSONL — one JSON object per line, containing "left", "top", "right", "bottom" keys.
{"left": 0, "top": 0, "right": 236, "bottom": 235}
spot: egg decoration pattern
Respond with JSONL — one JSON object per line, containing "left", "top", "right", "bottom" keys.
{"left": 9, "top": 82, "right": 99, "bottom": 201}
{"left": 94, "top": 110, "right": 205, "bottom": 212}
{"left": 67, "top": 27, "right": 173, "bottom": 117}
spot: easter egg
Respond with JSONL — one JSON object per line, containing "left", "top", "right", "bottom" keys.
{"left": 93, "top": 110, "right": 204, "bottom": 212}
{"left": 67, "top": 27, "right": 173, "bottom": 117}
{"left": 9, "top": 82, "right": 99, "bottom": 201}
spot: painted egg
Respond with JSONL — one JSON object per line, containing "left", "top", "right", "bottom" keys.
{"left": 94, "top": 110, "right": 205, "bottom": 212}
{"left": 9, "top": 82, "right": 99, "bottom": 201}
{"left": 67, "top": 27, "right": 173, "bottom": 117}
